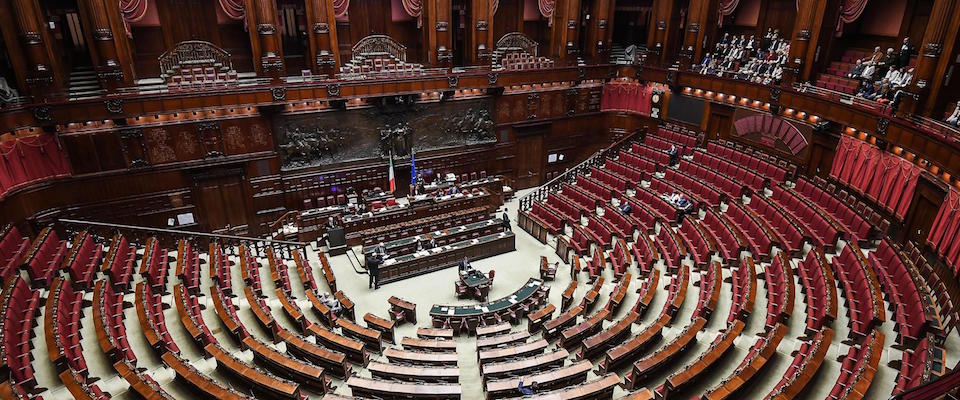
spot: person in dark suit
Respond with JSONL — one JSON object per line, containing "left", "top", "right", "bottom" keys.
{"left": 366, "top": 249, "right": 382, "bottom": 289}
{"left": 898, "top": 37, "right": 914, "bottom": 68}
{"left": 501, "top": 211, "right": 512, "bottom": 232}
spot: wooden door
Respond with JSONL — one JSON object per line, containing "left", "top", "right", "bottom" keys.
{"left": 194, "top": 172, "right": 248, "bottom": 234}
{"left": 516, "top": 132, "right": 544, "bottom": 189}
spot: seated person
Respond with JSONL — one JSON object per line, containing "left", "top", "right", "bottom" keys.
{"left": 947, "top": 103, "right": 960, "bottom": 126}
{"left": 668, "top": 192, "right": 682, "bottom": 205}
{"left": 620, "top": 197, "right": 632, "bottom": 215}
{"left": 846, "top": 59, "right": 865, "bottom": 79}
{"left": 667, "top": 144, "right": 679, "bottom": 165}
{"left": 677, "top": 195, "right": 692, "bottom": 212}
{"left": 517, "top": 381, "right": 538, "bottom": 396}
{"left": 320, "top": 292, "right": 343, "bottom": 316}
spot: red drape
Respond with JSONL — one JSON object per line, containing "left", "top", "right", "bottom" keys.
{"left": 401, "top": 0, "right": 423, "bottom": 27}
{"left": 928, "top": 189, "right": 960, "bottom": 275}
{"left": 0, "top": 134, "right": 70, "bottom": 198}
{"left": 539, "top": 0, "right": 554, "bottom": 25}
{"left": 334, "top": 0, "right": 350, "bottom": 19}
{"left": 218, "top": 0, "right": 244, "bottom": 20}
{"left": 837, "top": 0, "right": 869, "bottom": 35}
{"left": 601, "top": 82, "right": 652, "bottom": 116}
{"left": 829, "top": 135, "right": 920, "bottom": 220}
{"left": 718, "top": 0, "right": 739, "bottom": 26}
{"left": 118, "top": 0, "right": 149, "bottom": 36}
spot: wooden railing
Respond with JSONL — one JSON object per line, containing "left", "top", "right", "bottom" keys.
{"left": 518, "top": 127, "right": 644, "bottom": 212}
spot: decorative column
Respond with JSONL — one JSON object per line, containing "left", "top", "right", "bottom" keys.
{"left": 469, "top": 0, "right": 494, "bottom": 65}
{"left": 247, "top": 0, "right": 284, "bottom": 80}
{"left": 582, "top": 0, "right": 614, "bottom": 62}
{"left": 422, "top": 0, "right": 453, "bottom": 67}
{"left": 306, "top": 0, "right": 340, "bottom": 77}
{"left": 646, "top": 0, "right": 673, "bottom": 66}
{"left": 679, "top": 0, "right": 717, "bottom": 70}
{"left": 549, "top": 0, "right": 581, "bottom": 64}
{"left": 9, "top": 0, "right": 61, "bottom": 96}
{"left": 79, "top": 0, "right": 134, "bottom": 89}
{"left": 900, "top": 0, "right": 958, "bottom": 115}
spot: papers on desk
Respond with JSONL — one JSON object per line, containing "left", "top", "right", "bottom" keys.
{"left": 384, "top": 258, "right": 397, "bottom": 266}
{"left": 431, "top": 248, "right": 442, "bottom": 254}
{"left": 498, "top": 233, "right": 506, "bottom": 238}
{"left": 458, "top": 227, "right": 467, "bottom": 232}
{"left": 447, "top": 308, "right": 455, "bottom": 316}
{"left": 471, "top": 239, "right": 479, "bottom": 244}
{"left": 417, "top": 251, "right": 430, "bottom": 257}
{"left": 528, "top": 281, "right": 540, "bottom": 287}
{"left": 444, "top": 245, "right": 453, "bottom": 250}
{"left": 508, "top": 298, "right": 517, "bottom": 304}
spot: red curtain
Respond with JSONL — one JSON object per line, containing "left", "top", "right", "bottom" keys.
{"left": 0, "top": 134, "right": 70, "bottom": 198}
{"left": 218, "top": 0, "right": 244, "bottom": 20}
{"left": 837, "top": 0, "right": 869, "bottom": 35}
{"left": 118, "top": 0, "right": 149, "bottom": 35}
{"left": 539, "top": 0, "right": 554, "bottom": 24}
{"left": 718, "top": 0, "right": 739, "bottom": 26}
{"left": 829, "top": 135, "right": 920, "bottom": 220}
{"left": 601, "top": 82, "right": 652, "bottom": 116}
{"left": 401, "top": 0, "right": 423, "bottom": 27}
{"left": 333, "top": 0, "right": 350, "bottom": 19}
{"left": 928, "top": 189, "right": 960, "bottom": 274}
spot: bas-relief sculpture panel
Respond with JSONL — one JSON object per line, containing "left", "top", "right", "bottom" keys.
{"left": 276, "top": 98, "right": 496, "bottom": 169}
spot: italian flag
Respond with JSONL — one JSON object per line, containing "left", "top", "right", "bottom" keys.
{"left": 388, "top": 150, "right": 396, "bottom": 192}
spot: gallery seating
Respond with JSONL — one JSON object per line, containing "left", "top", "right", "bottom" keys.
{"left": 0, "top": 225, "right": 29, "bottom": 280}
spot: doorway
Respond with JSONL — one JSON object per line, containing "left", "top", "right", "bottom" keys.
{"left": 193, "top": 170, "right": 249, "bottom": 234}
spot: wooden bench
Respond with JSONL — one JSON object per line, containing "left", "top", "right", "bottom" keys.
{"left": 205, "top": 343, "right": 301, "bottom": 399}
{"left": 243, "top": 336, "right": 328, "bottom": 393}
{"left": 161, "top": 352, "right": 252, "bottom": 400}
{"left": 484, "top": 360, "right": 591, "bottom": 399}
{"left": 401, "top": 337, "right": 457, "bottom": 352}
{"left": 388, "top": 296, "right": 417, "bottom": 324}
{"left": 579, "top": 311, "right": 640, "bottom": 359}
{"left": 334, "top": 290, "right": 355, "bottom": 321}
{"left": 543, "top": 304, "right": 584, "bottom": 340}
{"left": 476, "top": 331, "right": 531, "bottom": 349}
{"left": 306, "top": 323, "right": 368, "bottom": 365}
{"left": 478, "top": 339, "right": 548, "bottom": 364}
{"left": 477, "top": 322, "right": 511, "bottom": 337}
{"left": 417, "top": 327, "right": 454, "bottom": 340}
{"left": 367, "top": 361, "right": 460, "bottom": 383}
{"left": 480, "top": 349, "right": 568, "bottom": 382}
{"left": 275, "top": 326, "right": 350, "bottom": 378}
{"left": 347, "top": 376, "right": 460, "bottom": 399}
{"left": 384, "top": 348, "right": 458, "bottom": 365}
{"left": 364, "top": 313, "right": 396, "bottom": 344}
{"left": 527, "top": 303, "right": 556, "bottom": 334}
{"left": 559, "top": 309, "right": 610, "bottom": 349}
{"left": 337, "top": 318, "right": 382, "bottom": 352}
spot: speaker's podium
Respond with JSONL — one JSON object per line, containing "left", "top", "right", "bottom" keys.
{"left": 326, "top": 227, "right": 348, "bottom": 256}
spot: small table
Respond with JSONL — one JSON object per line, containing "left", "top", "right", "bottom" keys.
{"left": 459, "top": 269, "right": 491, "bottom": 301}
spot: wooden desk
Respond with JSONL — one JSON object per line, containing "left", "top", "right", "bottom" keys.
{"left": 275, "top": 287, "right": 307, "bottom": 332}
{"left": 367, "top": 361, "right": 460, "bottom": 383}
{"left": 484, "top": 360, "right": 592, "bottom": 399}
{"left": 161, "top": 352, "right": 252, "bottom": 400}
{"left": 384, "top": 348, "right": 459, "bottom": 365}
{"left": 211, "top": 284, "right": 246, "bottom": 342}
{"left": 113, "top": 360, "right": 173, "bottom": 400}
{"left": 347, "top": 376, "right": 461, "bottom": 399}
{"left": 244, "top": 286, "right": 276, "bottom": 334}
{"left": 388, "top": 296, "right": 417, "bottom": 324}
{"left": 560, "top": 309, "right": 611, "bottom": 349}
{"left": 206, "top": 343, "right": 301, "bottom": 399}
{"left": 477, "top": 331, "right": 531, "bottom": 349}
{"left": 479, "top": 339, "right": 549, "bottom": 364}
{"left": 665, "top": 320, "right": 745, "bottom": 395}
{"left": 599, "top": 314, "right": 669, "bottom": 373}
{"left": 380, "top": 232, "right": 515, "bottom": 284}
{"left": 334, "top": 290, "right": 355, "bottom": 321}
{"left": 275, "top": 326, "right": 350, "bottom": 378}
{"left": 305, "top": 290, "right": 336, "bottom": 327}
{"left": 319, "top": 253, "right": 337, "bottom": 292}
{"left": 306, "top": 323, "right": 368, "bottom": 365}
{"left": 431, "top": 278, "right": 548, "bottom": 335}
{"left": 364, "top": 313, "right": 397, "bottom": 344}
{"left": 480, "top": 349, "right": 569, "bottom": 381}
{"left": 766, "top": 327, "right": 833, "bottom": 400}
{"left": 619, "top": 388, "right": 655, "bottom": 400}
{"left": 579, "top": 311, "right": 640, "bottom": 360}
{"left": 477, "top": 322, "right": 511, "bottom": 337}
{"left": 580, "top": 277, "right": 605, "bottom": 314}
{"left": 336, "top": 318, "right": 382, "bottom": 352}
{"left": 418, "top": 327, "right": 455, "bottom": 339}
{"left": 626, "top": 317, "right": 707, "bottom": 389}
{"left": 543, "top": 304, "right": 584, "bottom": 340}
{"left": 401, "top": 337, "right": 458, "bottom": 352}
{"left": 506, "top": 373, "right": 620, "bottom": 400}
{"left": 528, "top": 303, "right": 556, "bottom": 334}
{"left": 561, "top": 279, "right": 577, "bottom": 311}
{"left": 702, "top": 323, "right": 788, "bottom": 400}
{"left": 605, "top": 272, "right": 632, "bottom": 314}
{"left": 242, "top": 336, "right": 328, "bottom": 392}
